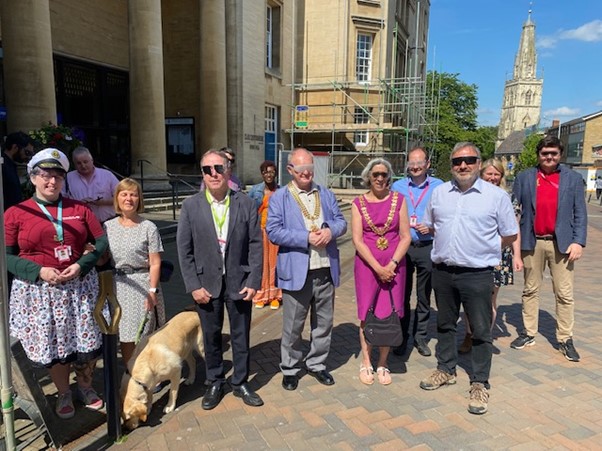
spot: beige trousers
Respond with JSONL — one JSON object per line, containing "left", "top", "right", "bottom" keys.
{"left": 521, "top": 239, "right": 575, "bottom": 342}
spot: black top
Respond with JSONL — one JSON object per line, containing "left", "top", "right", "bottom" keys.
{"left": 2, "top": 152, "right": 23, "bottom": 210}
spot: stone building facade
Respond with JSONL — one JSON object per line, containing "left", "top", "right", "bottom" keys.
{"left": 496, "top": 11, "right": 543, "bottom": 149}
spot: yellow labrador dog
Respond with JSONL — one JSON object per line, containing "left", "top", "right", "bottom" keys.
{"left": 121, "top": 311, "right": 203, "bottom": 430}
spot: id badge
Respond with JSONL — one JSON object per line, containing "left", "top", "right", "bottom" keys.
{"left": 218, "top": 238, "right": 227, "bottom": 255}
{"left": 409, "top": 214, "right": 418, "bottom": 227}
{"left": 54, "top": 245, "right": 72, "bottom": 262}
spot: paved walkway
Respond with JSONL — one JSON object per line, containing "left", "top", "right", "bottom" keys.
{"left": 19, "top": 200, "right": 602, "bottom": 450}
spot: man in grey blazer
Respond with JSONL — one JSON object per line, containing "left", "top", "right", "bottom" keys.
{"left": 266, "top": 148, "right": 347, "bottom": 391}
{"left": 511, "top": 136, "right": 587, "bottom": 362}
{"left": 177, "top": 150, "right": 263, "bottom": 409}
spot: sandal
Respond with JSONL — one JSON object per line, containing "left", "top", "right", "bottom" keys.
{"left": 56, "top": 390, "right": 75, "bottom": 419}
{"left": 359, "top": 365, "right": 374, "bottom": 385}
{"left": 376, "top": 367, "right": 392, "bottom": 385}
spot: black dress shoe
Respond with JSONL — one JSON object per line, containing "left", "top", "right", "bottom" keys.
{"left": 307, "top": 370, "right": 335, "bottom": 386}
{"left": 414, "top": 338, "right": 432, "bottom": 357}
{"left": 232, "top": 383, "right": 264, "bottom": 407}
{"left": 282, "top": 375, "right": 299, "bottom": 391}
{"left": 202, "top": 383, "right": 224, "bottom": 410}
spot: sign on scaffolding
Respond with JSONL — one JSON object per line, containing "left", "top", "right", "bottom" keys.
{"left": 295, "top": 105, "right": 309, "bottom": 129}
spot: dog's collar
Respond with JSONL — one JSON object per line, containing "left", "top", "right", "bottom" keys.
{"left": 125, "top": 368, "right": 151, "bottom": 391}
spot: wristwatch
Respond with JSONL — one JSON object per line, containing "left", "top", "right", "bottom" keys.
{"left": 149, "top": 287, "right": 159, "bottom": 294}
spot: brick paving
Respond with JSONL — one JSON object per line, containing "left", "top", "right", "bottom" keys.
{"left": 17, "top": 200, "right": 602, "bottom": 450}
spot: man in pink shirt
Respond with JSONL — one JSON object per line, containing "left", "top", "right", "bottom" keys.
{"left": 64, "top": 146, "right": 119, "bottom": 222}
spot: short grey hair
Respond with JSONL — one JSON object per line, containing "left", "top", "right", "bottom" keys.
{"left": 288, "top": 147, "right": 313, "bottom": 164}
{"left": 450, "top": 142, "right": 481, "bottom": 160}
{"left": 361, "top": 158, "right": 394, "bottom": 188}
{"left": 72, "top": 146, "right": 93, "bottom": 161}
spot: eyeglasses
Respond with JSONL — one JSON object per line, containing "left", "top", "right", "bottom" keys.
{"left": 201, "top": 164, "right": 226, "bottom": 175}
{"left": 451, "top": 156, "right": 479, "bottom": 166}
{"left": 288, "top": 163, "right": 314, "bottom": 174}
{"left": 371, "top": 172, "right": 389, "bottom": 179}
{"left": 36, "top": 172, "right": 65, "bottom": 182}
{"left": 407, "top": 161, "right": 427, "bottom": 168}
{"left": 540, "top": 151, "right": 560, "bottom": 157}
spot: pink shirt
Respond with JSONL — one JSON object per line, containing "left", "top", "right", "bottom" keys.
{"left": 64, "top": 167, "right": 119, "bottom": 222}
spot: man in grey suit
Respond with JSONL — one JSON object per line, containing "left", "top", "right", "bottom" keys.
{"left": 510, "top": 136, "right": 587, "bottom": 362}
{"left": 266, "top": 148, "right": 347, "bottom": 391}
{"left": 177, "top": 149, "right": 263, "bottom": 409}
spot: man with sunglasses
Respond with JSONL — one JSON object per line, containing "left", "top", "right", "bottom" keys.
{"left": 511, "top": 136, "right": 587, "bottom": 362}
{"left": 266, "top": 148, "right": 347, "bottom": 391}
{"left": 391, "top": 147, "right": 443, "bottom": 357}
{"left": 177, "top": 149, "right": 263, "bottom": 410}
{"left": 419, "top": 142, "right": 518, "bottom": 415}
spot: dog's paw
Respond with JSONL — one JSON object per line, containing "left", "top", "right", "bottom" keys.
{"left": 163, "top": 405, "right": 175, "bottom": 414}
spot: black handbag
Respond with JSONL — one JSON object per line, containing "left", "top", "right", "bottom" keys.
{"left": 160, "top": 260, "right": 175, "bottom": 283}
{"left": 363, "top": 285, "right": 403, "bottom": 347}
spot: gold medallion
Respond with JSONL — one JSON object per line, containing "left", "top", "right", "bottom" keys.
{"left": 310, "top": 224, "right": 319, "bottom": 232}
{"left": 376, "top": 236, "right": 389, "bottom": 250}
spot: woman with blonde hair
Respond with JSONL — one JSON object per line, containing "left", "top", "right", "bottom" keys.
{"left": 103, "top": 178, "right": 166, "bottom": 364}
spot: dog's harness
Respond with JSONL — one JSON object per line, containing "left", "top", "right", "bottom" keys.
{"left": 125, "top": 368, "right": 151, "bottom": 391}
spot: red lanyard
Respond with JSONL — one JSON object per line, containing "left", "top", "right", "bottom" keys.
{"left": 408, "top": 181, "right": 429, "bottom": 213}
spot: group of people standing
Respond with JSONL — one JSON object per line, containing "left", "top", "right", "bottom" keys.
{"left": 2, "top": 134, "right": 587, "bottom": 420}
{"left": 4, "top": 144, "right": 166, "bottom": 419}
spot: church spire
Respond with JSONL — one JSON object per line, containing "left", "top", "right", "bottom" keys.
{"left": 513, "top": 7, "right": 537, "bottom": 80}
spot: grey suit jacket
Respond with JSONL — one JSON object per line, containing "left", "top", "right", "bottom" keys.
{"left": 176, "top": 190, "right": 263, "bottom": 300}
{"left": 513, "top": 165, "right": 587, "bottom": 254}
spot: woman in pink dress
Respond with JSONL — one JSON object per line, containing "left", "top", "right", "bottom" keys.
{"left": 352, "top": 158, "right": 411, "bottom": 385}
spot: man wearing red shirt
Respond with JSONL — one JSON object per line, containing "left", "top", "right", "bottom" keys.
{"left": 511, "top": 136, "right": 587, "bottom": 361}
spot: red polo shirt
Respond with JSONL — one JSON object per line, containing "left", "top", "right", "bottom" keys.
{"left": 534, "top": 169, "right": 559, "bottom": 236}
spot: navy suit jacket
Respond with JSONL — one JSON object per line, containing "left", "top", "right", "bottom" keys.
{"left": 176, "top": 190, "right": 263, "bottom": 299}
{"left": 513, "top": 165, "right": 587, "bottom": 254}
{"left": 266, "top": 184, "right": 347, "bottom": 291}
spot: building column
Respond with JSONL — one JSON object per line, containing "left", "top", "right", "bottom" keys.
{"left": 0, "top": 0, "right": 56, "bottom": 133}
{"left": 224, "top": 0, "right": 244, "bottom": 167}
{"left": 199, "top": 1, "right": 228, "bottom": 153}
{"left": 128, "top": 0, "right": 167, "bottom": 178}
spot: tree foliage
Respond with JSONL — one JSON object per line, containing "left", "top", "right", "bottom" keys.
{"left": 514, "top": 132, "right": 542, "bottom": 174}
{"left": 425, "top": 71, "right": 497, "bottom": 180}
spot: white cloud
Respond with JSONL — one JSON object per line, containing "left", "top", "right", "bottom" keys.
{"left": 538, "top": 19, "right": 602, "bottom": 49}
{"left": 543, "top": 106, "right": 580, "bottom": 119}
{"left": 595, "top": 100, "right": 602, "bottom": 107}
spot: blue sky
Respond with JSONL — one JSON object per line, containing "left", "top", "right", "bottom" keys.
{"left": 428, "top": 0, "right": 602, "bottom": 127}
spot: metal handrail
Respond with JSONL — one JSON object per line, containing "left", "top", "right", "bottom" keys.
{"left": 136, "top": 159, "right": 201, "bottom": 220}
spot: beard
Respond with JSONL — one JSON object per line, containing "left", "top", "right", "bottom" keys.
{"left": 452, "top": 171, "right": 479, "bottom": 191}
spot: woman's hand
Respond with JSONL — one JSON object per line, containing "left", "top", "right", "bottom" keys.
{"left": 40, "top": 267, "right": 62, "bottom": 285}
{"left": 58, "top": 264, "right": 81, "bottom": 282}
{"left": 145, "top": 292, "right": 158, "bottom": 311}
{"left": 375, "top": 263, "right": 396, "bottom": 283}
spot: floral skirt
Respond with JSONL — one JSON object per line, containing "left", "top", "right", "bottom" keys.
{"left": 10, "top": 270, "right": 104, "bottom": 367}
{"left": 493, "top": 247, "right": 514, "bottom": 288}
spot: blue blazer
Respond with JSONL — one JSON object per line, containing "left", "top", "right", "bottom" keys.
{"left": 513, "top": 165, "right": 587, "bottom": 254}
{"left": 266, "top": 184, "right": 347, "bottom": 291}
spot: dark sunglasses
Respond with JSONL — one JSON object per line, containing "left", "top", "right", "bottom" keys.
{"left": 451, "top": 156, "right": 479, "bottom": 166}
{"left": 371, "top": 171, "right": 389, "bottom": 179}
{"left": 201, "top": 164, "right": 226, "bottom": 175}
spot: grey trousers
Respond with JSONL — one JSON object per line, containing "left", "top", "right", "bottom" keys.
{"left": 280, "top": 268, "right": 335, "bottom": 376}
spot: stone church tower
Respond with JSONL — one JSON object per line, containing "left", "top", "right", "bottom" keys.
{"left": 496, "top": 10, "right": 543, "bottom": 148}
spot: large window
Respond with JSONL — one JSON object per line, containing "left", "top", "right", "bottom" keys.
{"left": 266, "top": 3, "right": 281, "bottom": 72}
{"left": 165, "top": 118, "right": 195, "bottom": 164}
{"left": 356, "top": 33, "right": 373, "bottom": 82}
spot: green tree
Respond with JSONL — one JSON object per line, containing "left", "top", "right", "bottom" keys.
{"left": 514, "top": 132, "right": 542, "bottom": 174}
{"left": 425, "top": 71, "right": 499, "bottom": 179}
{"left": 426, "top": 71, "right": 478, "bottom": 179}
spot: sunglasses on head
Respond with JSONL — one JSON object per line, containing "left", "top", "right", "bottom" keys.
{"left": 451, "top": 156, "right": 479, "bottom": 166}
{"left": 201, "top": 164, "right": 226, "bottom": 175}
